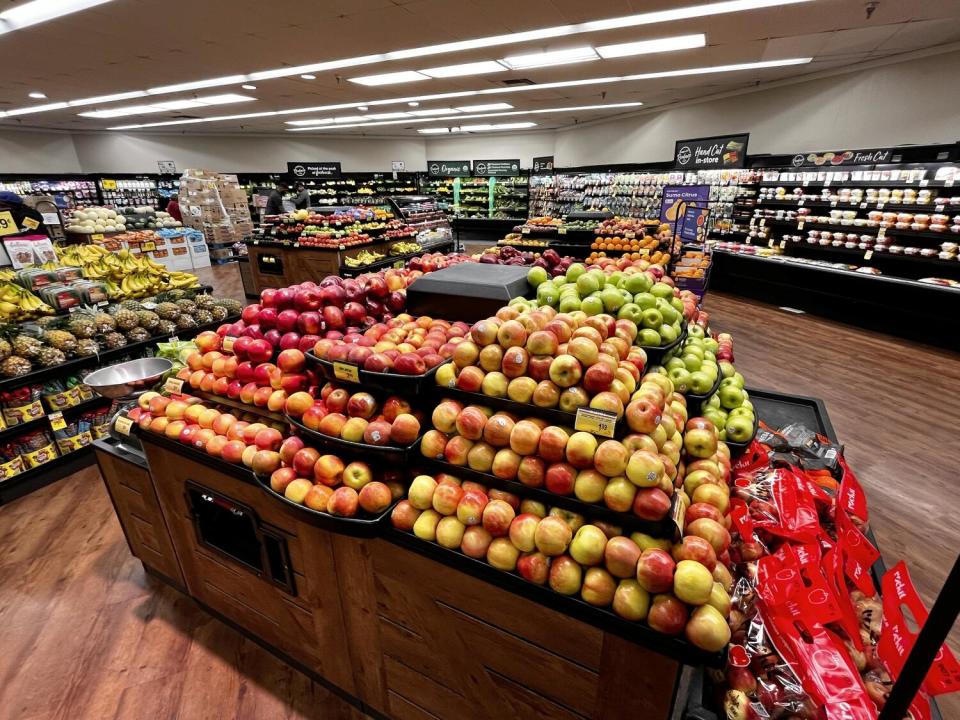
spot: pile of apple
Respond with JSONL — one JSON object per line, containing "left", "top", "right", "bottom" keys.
{"left": 436, "top": 304, "right": 646, "bottom": 415}
{"left": 390, "top": 467, "right": 733, "bottom": 651}
{"left": 526, "top": 262, "right": 685, "bottom": 347}
{"left": 655, "top": 326, "right": 721, "bottom": 396}
{"left": 286, "top": 384, "right": 424, "bottom": 449}
{"left": 312, "top": 315, "right": 470, "bottom": 375}
{"left": 701, "top": 372, "right": 755, "bottom": 443}
{"left": 267, "top": 440, "right": 402, "bottom": 518}
{"left": 130, "top": 392, "right": 290, "bottom": 475}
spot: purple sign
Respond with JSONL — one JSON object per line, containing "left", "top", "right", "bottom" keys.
{"left": 659, "top": 185, "right": 710, "bottom": 233}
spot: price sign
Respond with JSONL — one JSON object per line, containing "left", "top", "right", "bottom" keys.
{"left": 558, "top": 227, "right": 567, "bottom": 235}
{"left": 797, "top": 221, "right": 804, "bottom": 230}
{"left": 222, "top": 336, "right": 236, "bottom": 353}
{"left": 48, "top": 411, "right": 66, "bottom": 431}
{"left": 877, "top": 227, "right": 886, "bottom": 239}
{"left": 745, "top": 237, "right": 752, "bottom": 244}
{"left": 293, "top": 242, "right": 300, "bottom": 248}
{"left": 920, "top": 179, "right": 929, "bottom": 187}
{"left": 0, "top": 211, "right": 19, "bottom": 236}
{"left": 521, "top": 228, "right": 530, "bottom": 235}
{"left": 830, "top": 200, "right": 837, "bottom": 207}
{"left": 142, "top": 241, "right": 156, "bottom": 252}
{"left": 864, "top": 250, "right": 874, "bottom": 260}
{"left": 860, "top": 202, "right": 868, "bottom": 209}
{"left": 625, "top": 231, "right": 635, "bottom": 239}
{"left": 169, "top": 336, "right": 179, "bottom": 343}
{"left": 91, "top": 233, "right": 104, "bottom": 241}
{"left": 779, "top": 240, "right": 787, "bottom": 249}
{"left": 877, "top": 202, "right": 884, "bottom": 210}
{"left": 332, "top": 361, "right": 360, "bottom": 383}
{"left": 803, "top": 180, "right": 810, "bottom": 187}
{"left": 574, "top": 407, "right": 618, "bottom": 438}
{"left": 164, "top": 377, "right": 184, "bottom": 394}
{"left": 759, "top": 219, "right": 765, "bottom": 227}
{"left": 936, "top": 205, "right": 945, "bottom": 212}
{"left": 101, "top": 179, "right": 118, "bottom": 190}
{"left": 672, "top": 495, "right": 687, "bottom": 535}
{"left": 113, "top": 415, "right": 134, "bottom": 436}
{"left": 798, "top": 199, "right": 805, "bottom": 206}
{"left": 22, "top": 217, "right": 39, "bottom": 230}
{"left": 768, "top": 238, "right": 774, "bottom": 248}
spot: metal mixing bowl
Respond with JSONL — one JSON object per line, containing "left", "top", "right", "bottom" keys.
{"left": 83, "top": 357, "right": 174, "bottom": 399}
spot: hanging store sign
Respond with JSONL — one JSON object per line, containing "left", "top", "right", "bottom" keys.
{"left": 674, "top": 134, "right": 749, "bottom": 169}
{"left": 287, "top": 162, "right": 342, "bottom": 179}
{"left": 427, "top": 160, "right": 471, "bottom": 177}
{"left": 473, "top": 159, "right": 521, "bottom": 177}
{"left": 788, "top": 147, "right": 904, "bottom": 168}
{"left": 532, "top": 156, "right": 555, "bottom": 174}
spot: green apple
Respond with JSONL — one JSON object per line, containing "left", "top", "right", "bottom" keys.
{"left": 718, "top": 428, "right": 727, "bottom": 442}
{"left": 657, "top": 301, "right": 679, "bottom": 326}
{"left": 668, "top": 367, "right": 691, "bottom": 392}
{"left": 528, "top": 266, "right": 549, "bottom": 287}
{"left": 634, "top": 292, "right": 657, "bottom": 310}
{"left": 659, "top": 323, "right": 678, "bottom": 344}
{"left": 689, "top": 371, "right": 714, "bottom": 394}
{"left": 641, "top": 308, "right": 663, "bottom": 329}
{"left": 719, "top": 360, "right": 736, "bottom": 378}
{"left": 725, "top": 414, "right": 754, "bottom": 442}
{"left": 671, "top": 296, "right": 685, "bottom": 314}
{"left": 704, "top": 338, "right": 719, "bottom": 353}
{"left": 624, "top": 273, "right": 653, "bottom": 294}
{"left": 581, "top": 296, "right": 604, "bottom": 316}
{"left": 733, "top": 371, "right": 745, "bottom": 388}
{"left": 706, "top": 394, "right": 721, "bottom": 408}
{"left": 718, "top": 384, "right": 745, "bottom": 410}
{"left": 700, "top": 366, "right": 718, "bottom": 382}
{"left": 651, "top": 282, "right": 675, "bottom": 299}
{"left": 559, "top": 295, "right": 581, "bottom": 313}
{"left": 600, "top": 287, "right": 626, "bottom": 312}
{"left": 606, "top": 272, "right": 625, "bottom": 288}
{"left": 703, "top": 408, "right": 728, "bottom": 429}
{"left": 741, "top": 400, "right": 753, "bottom": 411}
{"left": 682, "top": 354, "right": 702, "bottom": 372}
{"left": 684, "top": 344, "right": 704, "bottom": 359}
{"left": 565, "top": 263, "right": 586, "bottom": 283}
{"left": 537, "top": 284, "right": 559, "bottom": 307}
{"left": 638, "top": 328, "right": 661, "bottom": 346}
{"left": 617, "top": 303, "right": 644, "bottom": 325}
{"left": 728, "top": 407, "right": 754, "bottom": 419}
{"left": 576, "top": 273, "right": 600, "bottom": 296}
{"left": 620, "top": 289, "right": 634, "bottom": 305}
{"left": 687, "top": 324, "right": 705, "bottom": 339}
{"left": 665, "top": 357, "right": 686, "bottom": 372}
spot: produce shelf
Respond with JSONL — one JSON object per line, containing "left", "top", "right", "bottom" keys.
{"left": 0, "top": 444, "right": 96, "bottom": 505}
{"left": 287, "top": 413, "right": 420, "bottom": 463}
{"left": 0, "top": 396, "right": 111, "bottom": 443}
{"left": 758, "top": 179, "right": 956, "bottom": 188}
{"left": 385, "top": 527, "right": 723, "bottom": 668}
{"left": 184, "top": 389, "right": 287, "bottom": 425}
{"left": 756, "top": 198, "right": 959, "bottom": 214}
{"left": 338, "top": 239, "right": 455, "bottom": 277}
{"left": 306, "top": 350, "right": 452, "bottom": 396}
{"left": 758, "top": 217, "right": 958, "bottom": 244}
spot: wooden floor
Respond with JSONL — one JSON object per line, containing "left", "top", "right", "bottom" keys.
{"left": 0, "top": 263, "right": 956, "bottom": 719}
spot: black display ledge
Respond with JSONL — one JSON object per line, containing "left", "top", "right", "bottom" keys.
{"left": 185, "top": 389, "right": 287, "bottom": 424}
{"left": 758, "top": 217, "right": 959, "bottom": 244}
{"left": 0, "top": 395, "right": 111, "bottom": 443}
{"left": 0, "top": 443, "right": 96, "bottom": 506}
{"left": 0, "top": 314, "right": 241, "bottom": 393}
{"left": 339, "top": 239, "right": 455, "bottom": 277}
{"left": 757, "top": 198, "right": 960, "bottom": 213}
{"left": 758, "top": 179, "right": 956, "bottom": 188}
{"left": 780, "top": 242, "right": 960, "bottom": 274}
{"left": 136, "top": 425, "right": 256, "bottom": 485}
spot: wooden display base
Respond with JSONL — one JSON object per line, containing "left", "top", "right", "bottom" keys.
{"left": 95, "top": 435, "right": 685, "bottom": 720}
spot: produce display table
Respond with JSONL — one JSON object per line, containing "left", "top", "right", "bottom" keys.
{"left": 95, "top": 387, "right": 849, "bottom": 720}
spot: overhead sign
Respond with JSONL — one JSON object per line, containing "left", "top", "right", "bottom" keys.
{"left": 674, "top": 134, "right": 749, "bottom": 169}
{"left": 391, "top": 160, "right": 405, "bottom": 171}
{"left": 287, "top": 161, "right": 342, "bottom": 179}
{"left": 158, "top": 160, "right": 177, "bottom": 174}
{"left": 473, "top": 159, "right": 520, "bottom": 177}
{"left": 427, "top": 160, "right": 471, "bottom": 177}
{"left": 789, "top": 147, "right": 902, "bottom": 168}
{"left": 660, "top": 185, "right": 711, "bottom": 233}
{"left": 532, "top": 156, "right": 555, "bottom": 174}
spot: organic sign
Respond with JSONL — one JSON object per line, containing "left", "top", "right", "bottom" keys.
{"left": 427, "top": 160, "right": 471, "bottom": 177}
{"left": 532, "top": 156, "right": 555, "bottom": 174}
{"left": 473, "top": 159, "right": 521, "bottom": 177}
{"left": 287, "top": 161, "right": 342, "bottom": 179}
{"left": 789, "top": 147, "right": 902, "bottom": 168}
{"left": 674, "top": 134, "right": 749, "bottom": 169}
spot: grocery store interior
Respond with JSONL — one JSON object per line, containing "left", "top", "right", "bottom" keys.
{"left": 1, "top": 1, "right": 959, "bottom": 719}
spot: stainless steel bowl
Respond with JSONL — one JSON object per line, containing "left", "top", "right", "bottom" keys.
{"left": 83, "top": 357, "right": 174, "bottom": 399}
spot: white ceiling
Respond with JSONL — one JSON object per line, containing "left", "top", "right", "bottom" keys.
{"left": 0, "top": 0, "right": 958, "bottom": 136}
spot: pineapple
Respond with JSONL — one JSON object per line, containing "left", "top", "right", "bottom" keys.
{"left": 210, "top": 305, "right": 229, "bottom": 322}
{"left": 175, "top": 315, "right": 197, "bottom": 330}
{"left": 35, "top": 316, "right": 60, "bottom": 329}
{"left": 101, "top": 332, "right": 127, "bottom": 350}
{"left": 196, "top": 295, "right": 215, "bottom": 308}
{"left": 0, "top": 355, "right": 31, "bottom": 377}
{"left": 125, "top": 327, "right": 151, "bottom": 343}
{"left": 0, "top": 338, "right": 11, "bottom": 361}
{"left": 156, "top": 302, "right": 180, "bottom": 320}
{"left": 136, "top": 310, "right": 160, "bottom": 331}
{"left": 67, "top": 313, "right": 97, "bottom": 339}
{"left": 43, "top": 329, "right": 78, "bottom": 354}
{"left": 216, "top": 298, "right": 243, "bottom": 315}
{"left": 94, "top": 313, "right": 116, "bottom": 333}
{"left": 156, "top": 319, "right": 177, "bottom": 336}
{"left": 176, "top": 299, "right": 197, "bottom": 315}
{"left": 37, "top": 346, "right": 66, "bottom": 367}
{"left": 167, "top": 289, "right": 186, "bottom": 301}
{"left": 76, "top": 338, "right": 100, "bottom": 357}
{"left": 113, "top": 308, "right": 139, "bottom": 331}
{"left": 12, "top": 335, "right": 42, "bottom": 359}
{"left": 194, "top": 309, "right": 213, "bottom": 325}
{"left": 118, "top": 300, "right": 144, "bottom": 313}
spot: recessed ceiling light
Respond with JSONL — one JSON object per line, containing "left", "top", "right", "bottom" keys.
{"left": 300, "top": 74, "right": 316, "bottom": 79}
{"left": 500, "top": 47, "right": 598, "bottom": 70}
{"left": 454, "top": 103, "right": 512, "bottom": 112}
{"left": 78, "top": 93, "right": 255, "bottom": 119}
{"left": 242, "top": 84, "right": 257, "bottom": 90}
{"left": 420, "top": 60, "right": 507, "bottom": 78}
{"left": 596, "top": 33, "right": 706, "bottom": 58}
{"left": 417, "top": 127, "right": 450, "bottom": 134}
{"left": 28, "top": 91, "right": 47, "bottom": 99}
{"left": 408, "top": 107, "right": 460, "bottom": 116}
{"left": 0, "top": 0, "right": 114, "bottom": 34}
{"left": 408, "top": 101, "right": 420, "bottom": 107}
{"left": 349, "top": 70, "right": 430, "bottom": 86}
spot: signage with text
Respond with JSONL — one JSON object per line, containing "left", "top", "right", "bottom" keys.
{"left": 660, "top": 185, "right": 711, "bottom": 234}
{"left": 287, "top": 161, "right": 342, "bottom": 179}
{"left": 158, "top": 160, "right": 177, "bottom": 174}
{"left": 789, "top": 147, "right": 905, "bottom": 168}
{"left": 532, "top": 156, "right": 555, "bottom": 174}
{"left": 473, "top": 159, "right": 521, "bottom": 177}
{"left": 427, "top": 160, "right": 471, "bottom": 177}
{"left": 391, "top": 160, "right": 405, "bottom": 171}
{"left": 674, "top": 134, "right": 749, "bottom": 169}
{"left": 679, "top": 206, "right": 710, "bottom": 243}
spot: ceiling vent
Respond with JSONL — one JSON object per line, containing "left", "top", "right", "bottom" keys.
{"left": 501, "top": 78, "right": 535, "bottom": 86}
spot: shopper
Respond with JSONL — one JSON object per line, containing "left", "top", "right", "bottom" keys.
{"left": 293, "top": 182, "right": 311, "bottom": 210}
{"left": 166, "top": 193, "right": 182, "bottom": 222}
{"left": 265, "top": 182, "right": 287, "bottom": 216}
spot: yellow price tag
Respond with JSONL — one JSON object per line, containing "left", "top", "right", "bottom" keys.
{"left": 48, "top": 412, "right": 67, "bottom": 431}
{"left": 332, "top": 361, "right": 360, "bottom": 383}
{"left": 142, "top": 241, "right": 156, "bottom": 251}
{"left": 864, "top": 250, "right": 873, "bottom": 260}
{"left": 779, "top": 240, "right": 786, "bottom": 249}
{"left": 113, "top": 415, "right": 133, "bottom": 436}
{"left": 625, "top": 231, "right": 635, "bottom": 239}
{"left": 521, "top": 227, "right": 530, "bottom": 235}
{"left": 574, "top": 407, "right": 617, "bottom": 438}
{"left": 164, "top": 377, "right": 184, "bottom": 394}
{"left": 877, "top": 228, "right": 886, "bottom": 240}
{"left": 222, "top": 336, "right": 236, "bottom": 353}
{"left": 102, "top": 179, "right": 117, "bottom": 190}
{"left": 22, "top": 217, "right": 40, "bottom": 230}
{"left": 91, "top": 233, "right": 104, "bottom": 241}
{"left": 558, "top": 228, "right": 567, "bottom": 235}
{"left": 797, "top": 221, "right": 804, "bottom": 230}
{"left": 672, "top": 494, "right": 687, "bottom": 536}
{"left": 0, "top": 211, "right": 19, "bottom": 236}
{"left": 768, "top": 239, "right": 774, "bottom": 248}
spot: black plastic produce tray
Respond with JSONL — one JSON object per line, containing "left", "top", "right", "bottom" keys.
{"left": 385, "top": 527, "right": 724, "bottom": 668}
{"left": 306, "top": 350, "right": 451, "bottom": 396}
{"left": 637, "top": 322, "right": 687, "bottom": 366}
{"left": 682, "top": 371, "right": 723, "bottom": 417}
{"left": 287, "top": 413, "right": 420, "bottom": 463}
{"left": 748, "top": 387, "right": 838, "bottom": 444}
{"left": 252, "top": 471, "right": 399, "bottom": 537}
{"left": 414, "top": 440, "right": 682, "bottom": 540}
{"left": 721, "top": 411, "right": 758, "bottom": 456}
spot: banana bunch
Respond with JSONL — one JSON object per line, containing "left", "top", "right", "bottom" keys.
{"left": 121, "top": 271, "right": 167, "bottom": 297}
{"left": 0, "top": 282, "right": 55, "bottom": 320}
{"left": 344, "top": 250, "right": 385, "bottom": 267}
{"left": 0, "top": 268, "right": 16, "bottom": 282}
{"left": 168, "top": 271, "right": 200, "bottom": 289}
{"left": 389, "top": 241, "right": 421, "bottom": 255}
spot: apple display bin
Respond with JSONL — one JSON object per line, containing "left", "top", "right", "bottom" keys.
{"left": 405, "top": 263, "right": 534, "bottom": 323}
{"left": 637, "top": 322, "right": 688, "bottom": 367}
{"left": 286, "top": 413, "right": 421, "bottom": 464}
{"left": 682, "top": 371, "right": 723, "bottom": 417}
{"left": 386, "top": 526, "right": 725, "bottom": 668}
{"left": 305, "top": 350, "right": 453, "bottom": 396}
{"left": 429, "top": 385, "right": 629, "bottom": 438}
{"left": 414, "top": 439, "right": 682, "bottom": 541}
{"left": 253, "top": 472, "right": 400, "bottom": 538}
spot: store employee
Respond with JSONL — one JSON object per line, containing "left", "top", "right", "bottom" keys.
{"left": 265, "top": 182, "right": 288, "bottom": 215}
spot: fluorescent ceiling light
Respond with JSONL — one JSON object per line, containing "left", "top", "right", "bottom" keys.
{"left": 366, "top": 112, "right": 410, "bottom": 120}
{"left": 417, "top": 127, "right": 450, "bottom": 134}
{"left": 0, "top": 0, "right": 113, "bottom": 34}
{"left": 408, "top": 107, "right": 460, "bottom": 116}
{"left": 103, "top": 57, "right": 809, "bottom": 130}
{"left": 68, "top": 91, "right": 149, "bottom": 107}
{"left": 349, "top": 70, "right": 429, "bottom": 86}
{"left": 300, "top": 74, "right": 316, "bottom": 79}
{"left": 454, "top": 103, "right": 512, "bottom": 112}
{"left": 459, "top": 122, "right": 537, "bottom": 132}
{"left": 333, "top": 115, "right": 370, "bottom": 123}
{"left": 2, "top": 101, "right": 68, "bottom": 116}
{"left": 596, "top": 33, "right": 706, "bottom": 58}
{"left": 420, "top": 60, "right": 507, "bottom": 78}
{"left": 242, "top": 84, "right": 257, "bottom": 90}
{"left": 78, "top": 93, "right": 255, "bottom": 119}
{"left": 28, "top": 91, "right": 47, "bottom": 99}
{"left": 148, "top": 76, "right": 248, "bottom": 95}
{"left": 500, "top": 46, "right": 598, "bottom": 70}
